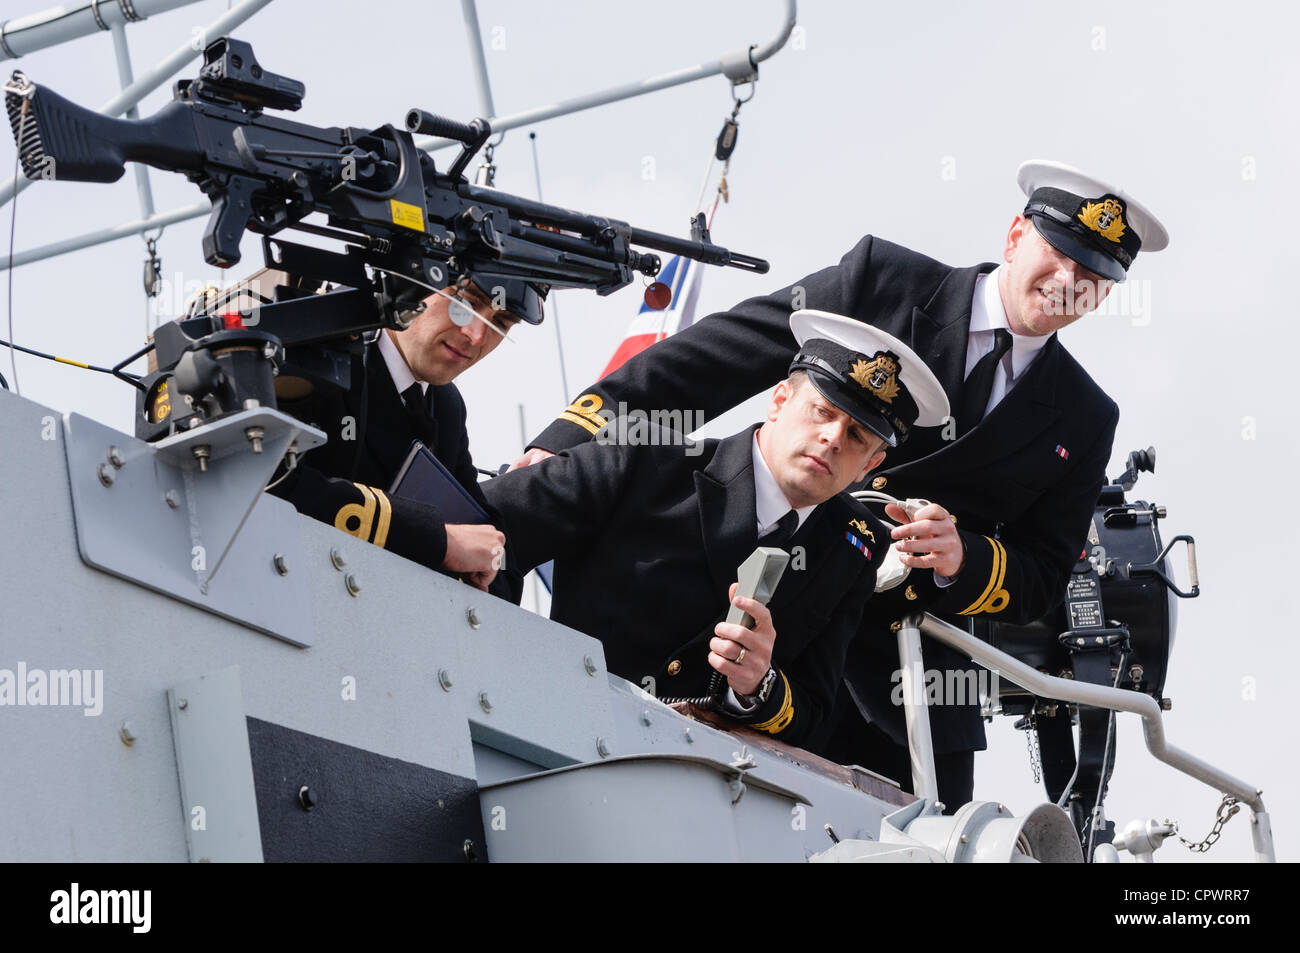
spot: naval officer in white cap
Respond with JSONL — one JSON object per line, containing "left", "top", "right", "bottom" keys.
{"left": 484, "top": 314, "right": 947, "bottom": 747}
{"left": 515, "top": 159, "right": 1168, "bottom": 810}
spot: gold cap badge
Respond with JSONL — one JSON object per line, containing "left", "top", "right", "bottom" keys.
{"left": 1077, "top": 197, "right": 1126, "bottom": 244}
{"left": 850, "top": 354, "right": 901, "bottom": 404}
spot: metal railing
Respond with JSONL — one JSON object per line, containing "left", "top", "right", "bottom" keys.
{"left": 0, "top": 0, "right": 201, "bottom": 61}
{"left": 897, "top": 612, "right": 1275, "bottom": 862}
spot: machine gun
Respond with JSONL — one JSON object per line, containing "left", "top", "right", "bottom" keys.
{"left": 5, "top": 36, "right": 769, "bottom": 440}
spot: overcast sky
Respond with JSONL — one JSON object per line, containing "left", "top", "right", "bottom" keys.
{"left": 3, "top": 0, "right": 1296, "bottom": 861}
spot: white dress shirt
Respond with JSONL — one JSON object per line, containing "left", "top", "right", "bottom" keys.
{"left": 378, "top": 329, "right": 426, "bottom": 397}
{"left": 965, "top": 267, "right": 1052, "bottom": 417}
{"left": 751, "top": 433, "right": 816, "bottom": 535}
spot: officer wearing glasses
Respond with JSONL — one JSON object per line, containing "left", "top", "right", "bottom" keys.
{"left": 271, "top": 276, "right": 546, "bottom": 594}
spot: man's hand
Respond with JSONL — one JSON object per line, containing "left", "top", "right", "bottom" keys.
{"left": 886, "top": 501, "right": 966, "bottom": 578}
{"left": 709, "top": 582, "right": 777, "bottom": 696}
{"left": 443, "top": 523, "right": 506, "bottom": 591}
{"left": 507, "top": 448, "right": 554, "bottom": 472}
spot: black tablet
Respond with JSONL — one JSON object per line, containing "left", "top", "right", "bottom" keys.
{"left": 389, "top": 441, "right": 490, "bottom": 524}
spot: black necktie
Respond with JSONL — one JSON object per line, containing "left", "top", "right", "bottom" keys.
{"left": 401, "top": 383, "right": 436, "bottom": 443}
{"left": 957, "top": 328, "right": 1012, "bottom": 436}
{"left": 758, "top": 509, "right": 799, "bottom": 549}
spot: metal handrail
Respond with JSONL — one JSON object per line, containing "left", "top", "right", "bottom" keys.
{"left": 1, "top": 201, "right": 210, "bottom": 270}
{"left": 0, "top": 0, "right": 199, "bottom": 61}
{"left": 913, "top": 613, "right": 1275, "bottom": 862}
{"left": 415, "top": 0, "right": 798, "bottom": 151}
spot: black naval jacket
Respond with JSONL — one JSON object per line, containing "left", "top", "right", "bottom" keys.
{"left": 269, "top": 340, "right": 518, "bottom": 600}
{"left": 530, "top": 236, "right": 1119, "bottom": 754}
{"left": 482, "top": 424, "right": 887, "bottom": 747}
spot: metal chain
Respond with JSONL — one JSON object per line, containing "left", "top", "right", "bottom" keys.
{"left": 1024, "top": 709, "right": 1042, "bottom": 785}
{"left": 143, "top": 237, "right": 161, "bottom": 297}
{"left": 1178, "top": 795, "right": 1240, "bottom": 853}
{"left": 475, "top": 142, "right": 497, "bottom": 187}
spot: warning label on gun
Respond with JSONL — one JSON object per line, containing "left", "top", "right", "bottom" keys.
{"left": 390, "top": 199, "right": 425, "bottom": 232}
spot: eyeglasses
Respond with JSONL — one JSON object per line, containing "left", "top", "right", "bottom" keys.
{"left": 446, "top": 291, "right": 518, "bottom": 338}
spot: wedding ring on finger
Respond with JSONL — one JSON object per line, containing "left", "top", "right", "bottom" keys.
{"left": 735, "top": 647, "right": 746, "bottom": 664}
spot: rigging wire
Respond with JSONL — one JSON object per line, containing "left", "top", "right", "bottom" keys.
{"left": 109, "top": 340, "right": 152, "bottom": 391}
{"left": 0, "top": 335, "right": 149, "bottom": 390}
{"left": 527, "top": 131, "right": 570, "bottom": 402}
{"left": 0, "top": 335, "right": 142, "bottom": 380}
{"left": 692, "top": 152, "right": 717, "bottom": 220}
{"left": 262, "top": 451, "right": 297, "bottom": 493}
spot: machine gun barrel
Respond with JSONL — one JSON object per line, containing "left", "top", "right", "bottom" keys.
{"left": 461, "top": 184, "right": 769, "bottom": 274}
{"left": 629, "top": 223, "right": 769, "bottom": 273}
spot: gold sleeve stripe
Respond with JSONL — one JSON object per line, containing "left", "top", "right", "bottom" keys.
{"left": 335, "top": 484, "right": 394, "bottom": 549}
{"left": 335, "top": 484, "right": 376, "bottom": 541}
{"left": 752, "top": 672, "right": 794, "bottom": 734}
{"left": 957, "top": 537, "right": 1000, "bottom": 615}
{"left": 961, "top": 539, "right": 1009, "bottom": 615}
{"left": 986, "top": 539, "right": 1008, "bottom": 611}
{"left": 372, "top": 488, "right": 392, "bottom": 549}
{"left": 967, "top": 538, "right": 1008, "bottom": 614}
{"left": 558, "top": 410, "right": 602, "bottom": 435}
{"left": 958, "top": 537, "right": 1005, "bottom": 616}
{"left": 353, "top": 483, "right": 377, "bottom": 541}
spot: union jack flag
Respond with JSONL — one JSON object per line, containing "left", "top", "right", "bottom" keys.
{"left": 598, "top": 253, "right": 705, "bottom": 378}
